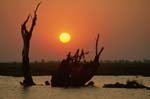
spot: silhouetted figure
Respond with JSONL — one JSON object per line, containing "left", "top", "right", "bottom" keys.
{"left": 21, "top": 2, "right": 41, "bottom": 86}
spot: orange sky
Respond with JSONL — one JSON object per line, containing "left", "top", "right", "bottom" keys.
{"left": 0, "top": 0, "right": 149, "bottom": 62}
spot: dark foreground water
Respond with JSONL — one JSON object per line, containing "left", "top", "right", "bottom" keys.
{"left": 0, "top": 76, "right": 150, "bottom": 99}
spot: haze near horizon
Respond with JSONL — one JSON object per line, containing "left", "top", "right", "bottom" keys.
{"left": 0, "top": 0, "right": 149, "bottom": 62}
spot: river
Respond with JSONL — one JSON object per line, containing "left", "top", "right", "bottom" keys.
{"left": 0, "top": 76, "right": 150, "bottom": 99}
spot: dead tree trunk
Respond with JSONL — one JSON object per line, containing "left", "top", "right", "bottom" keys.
{"left": 21, "top": 2, "right": 41, "bottom": 86}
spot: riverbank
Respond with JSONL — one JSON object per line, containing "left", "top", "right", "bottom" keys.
{"left": 0, "top": 62, "right": 150, "bottom": 77}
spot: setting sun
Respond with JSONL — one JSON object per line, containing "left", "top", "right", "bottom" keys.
{"left": 59, "top": 32, "right": 71, "bottom": 43}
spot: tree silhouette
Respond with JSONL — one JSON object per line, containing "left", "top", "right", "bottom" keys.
{"left": 21, "top": 2, "right": 41, "bottom": 86}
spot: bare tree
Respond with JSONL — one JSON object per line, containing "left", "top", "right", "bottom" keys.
{"left": 21, "top": 2, "right": 41, "bottom": 86}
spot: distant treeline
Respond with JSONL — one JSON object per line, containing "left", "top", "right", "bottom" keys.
{"left": 0, "top": 60, "right": 150, "bottom": 76}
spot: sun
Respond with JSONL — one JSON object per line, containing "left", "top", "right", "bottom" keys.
{"left": 59, "top": 32, "right": 71, "bottom": 43}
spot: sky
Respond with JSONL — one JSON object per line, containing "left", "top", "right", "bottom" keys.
{"left": 0, "top": 0, "right": 149, "bottom": 62}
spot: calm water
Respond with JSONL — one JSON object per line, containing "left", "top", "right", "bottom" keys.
{"left": 0, "top": 76, "right": 150, "bottom": 99}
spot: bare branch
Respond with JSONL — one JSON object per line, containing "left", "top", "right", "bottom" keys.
{"left": 98, "top": 47, "right": 104, "bottom": 57}
{"left": 29, "top": 16, "right": 36, "bottom": 35}
{"left": 94, "top": 34, "right": 104, "bottom": 63}
{"left": 96, "top": 34, "right": 99, "bottom": 56}
{"left": 21, "top": 15, "right": 31, "bottom": 39}
{"left": 22, "top": 15, "right": 30, "bottom": 26}
{"left": 34, "top": 1, "right": 42, "bottom": 15}
{"left": 29, "top": 2, "right": 42, "bottom": 37}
